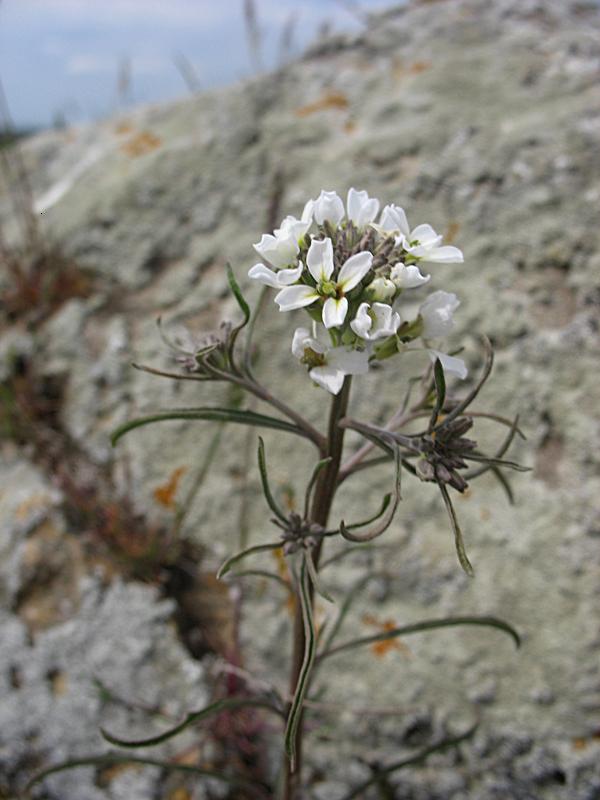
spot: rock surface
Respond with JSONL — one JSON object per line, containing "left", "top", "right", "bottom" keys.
{"left": 1, "top": 0, "right": 600, "bottom": 797}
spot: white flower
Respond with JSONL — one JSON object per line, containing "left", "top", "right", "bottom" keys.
{"left": 275, "top": 214, "right": 312, "bottom": 242}
{"left": 419, "top": 291, "right": 460, "bottom": 339}
{"left": 351, "top": 302, "right": 401, "bottom": 341}
{"left": 275, "top": 237, "right": 373, "bottom": 329}
{"left": 378, "top": 205, "right": 463, "bottom": 264}
{"left": 312, "top": 190, "right": 345, "bottom": 226}
{"left": 292, "top": 325, "right": 369, "bottom": 394}
{"left": 390, "top": 262, "right": 430, "bottom": 289}
{"left": 248, "top": 262, "right": 303, "bottom": 288}
{"left": 253, "top": 230, "right": 299, "bottom": 269}
{"left": 427, "top": 349, "right": 468, "bottom": 380}
{"left": 364, "top": 276, "right": 396, "bottom": 302}
{"left": 379, "top": 204, "right": 410, "bottom": 235}
{"left": 401, "top": 224, "right": 463, "bottom": 264}
{"left": 346, "top": 188, "right": 380, "bottom": 227}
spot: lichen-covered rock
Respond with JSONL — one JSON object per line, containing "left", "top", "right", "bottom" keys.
{"left": 1, "top": 0, "right": 600, "bottom": 796}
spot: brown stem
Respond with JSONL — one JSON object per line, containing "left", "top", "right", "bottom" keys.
{"left": 282, "top": 378, "right": 352, "bottom": 800}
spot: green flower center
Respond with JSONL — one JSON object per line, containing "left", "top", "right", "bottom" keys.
{"left": 301, "top": 347, "right": 326, "bottom": 369}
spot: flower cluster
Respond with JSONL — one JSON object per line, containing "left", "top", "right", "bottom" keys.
{"left": 249, "top": 188, "right": 466, "bottom": 394}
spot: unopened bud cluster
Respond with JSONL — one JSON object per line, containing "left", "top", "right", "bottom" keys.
{"left": 249, "top": 189, "right": 467, "bottom": 394}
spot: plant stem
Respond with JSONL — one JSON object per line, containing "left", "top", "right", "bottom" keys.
{"left": 282, "top": 378, "right": 352, "bottom": 800}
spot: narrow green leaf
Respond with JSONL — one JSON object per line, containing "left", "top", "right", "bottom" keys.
{"left": 342, "top": 721, "right": 479, "bottom": 800}
{"left": 284, "top": 557, "right": 317, "bottom": 768}
{"left": 305, "top": 548, "right": 334, "bottom": 603}
{"left": 319, "top": 614, "right": 520, "bottom": 662}
{"left": 257, "top": 437, "right": 287, "bottom": 522}
{"left": 226, "top": 569, "right": 293, "bottom": 593}
{"left": 465, "top": 415, "right": 522, "bottom": 480}
{"left": 227, "top": 263, "right": 251, "bottom": 329}
{"left": 465, "top": 453, "right": 530, "bottom": 472}
{"left": 428, "top": 358, "right": 446, "bottom": 431}
{"left": 335, "top": 494, "right": 391, "bottom": 533}
{"left": 438, "top": 482, "right": 474, "bottom": 576}
{"left": 490, "top": 466, "right": 515, "bottom": 505}
{"left": 339, "top": 448, "right": 401, "bottom": 543}
{"left": 111, "top": 407, "right": 304, "bottom": 447}
{"left": 217, "top": 541, "right": 283, "bottom": 579}
{"left": 303, "top": 456, "right": 332, "bottom": 519}
{"left": 102, "top": 697, "right": 283, "bottom": 748}
{"left": 319, "top": 544, "right": 375, "bottom": 571}
{"left": 26, "top": 752, "right": 269, "bottom": 795}
{"left": 317, "top": 573, "right": 373, "bottom": 657}
{"left": 433, "top": 335, "right": 494, "bottom": 433}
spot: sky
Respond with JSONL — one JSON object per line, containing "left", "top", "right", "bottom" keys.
{"left": 0, "top": 0, "right": 394, "bottom": 131}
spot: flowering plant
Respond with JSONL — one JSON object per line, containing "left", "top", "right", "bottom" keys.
{"left": 33, "top": 190, "right": 526, "bottom": 799}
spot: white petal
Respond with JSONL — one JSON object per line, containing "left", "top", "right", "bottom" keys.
{"left": 276, "top": 263, "right": 304, "bottom": 286}
{"left": 313, "top": 190, "right": 345, "bottom": 226}
{"left": 253, "top": 232, "right": 299, "bottom": 268}
{"left": 248, "top": 263, "right": 281, "bottom": 288}
{"left": 379, "top": 204, "right": 410, "bottom": 236}
{"left": 346, "top": 188, "right": 380, "bottom": 227}
{"left": 322, "top": 296, "right": 348, "bottom": 328}
{"left": 428, "top": 349, "right": 468, "bottom": 380}
{"left": 419, "top": 291, "right": 460, "bottom": 338}
{"left": 327, "top": 346, "right": 370, "bottom": 375}
{"left": 292, "top": 327, "right": 312, "bottom": 359}
{"left": 306, "top": 237, "right": 334, "bottom": 283}
{"left": 350, "top": 302, "right": 372, "bottom": 339}
{"left": 337, "top": 251, "right": 373, "bottom": 291}
{"left": 409, "top": 223, "right": 440, "bottom": 246}
{"left": 419, "top": 245, "right": 464, "bottom": 264}
{"left": 301, "top": 198, "right": 314, "bottom": 223}
{"left": 309, "top": 365, "right": 345, "bottom": 394}
{"left": 275, "top": 285, "right": 319, "bottom": 311}
{"left": 371, "top": 302, "right": 401, "bottom": 338}
{"left": 390, "top": 263, "right": 430, "bottom": 289}
{"left": 276, "top": 215, "right": 312, "bottom": 242}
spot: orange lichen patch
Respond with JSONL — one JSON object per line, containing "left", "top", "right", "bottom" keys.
{"left": 120, "top": 130, "right": 163, "bottom": 157}
{"left": 344, "top": 119, "right": 357, "bottom": 134}
{"left": 457, "top": 487, "right": 473, "bottom": 501}
{"left": 172, "top": 746, "right": 204, "bottom": 767}
{"left": 572, "top": 737, "right": 587, "bottom": 750}
{"left": 392, "top": 58, "right": 432, "bottom": 81}
{"left": 480, "top": 507, "right": 491, "bottom": 521}
{"left": 362, "top": 614, "right": 412, "bottom": 658}
{"left": 444, "top": 221, "right": 461, "bottom": 244}
{"left": 295, "top": 91, "right": 349, "bottom": 117}
{"left": 48, "top": 669, "right": 68, "bottom": 697}
{"left": 14, "top": 493, "right": 54, "bottom": 522}
{"left": 168, "top": 788, "right": 193, "bottom": 800}
{"left": 98, "top": 763, "right": 141, "bottom": 785}
{"left": 115, "top": 121, "right": 134, "bottom": 135}
{"left": 153, "top": 466, "right": 187, "bottom": 509}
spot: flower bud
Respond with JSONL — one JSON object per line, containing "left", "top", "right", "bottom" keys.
{"left": 364, "top": 277, "right": 396, "bottom": 302}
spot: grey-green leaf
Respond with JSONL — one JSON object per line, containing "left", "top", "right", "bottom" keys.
{"left": 111, "top": 407, "right": 304, "bottom": 446}
{"left": 318, "top": 614, "right": 520, "bottom": 662}
{"left": 217, "top": 541, "right": 283, "bottom": 579}
{"left": 284, "top": 557, "right": 317, "bottom": 767}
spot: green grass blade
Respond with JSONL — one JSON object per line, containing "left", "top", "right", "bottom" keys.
{"left": 217, "top": 541, "right": 283, "bottom": 579}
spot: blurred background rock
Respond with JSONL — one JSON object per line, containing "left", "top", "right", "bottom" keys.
{"left": 1, "top": 0, "right": 599, "bottom": 798}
